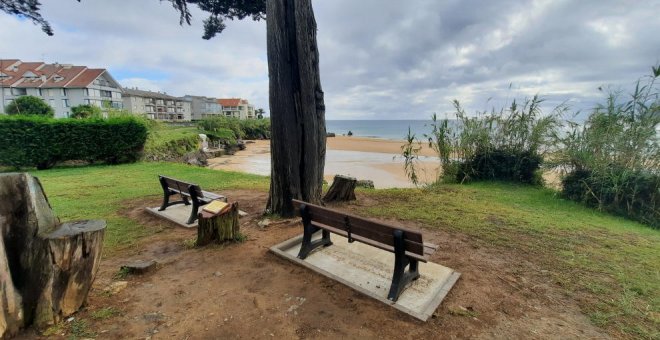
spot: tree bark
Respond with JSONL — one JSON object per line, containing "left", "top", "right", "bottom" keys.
{"left": 323, "top": 175, "right": 357, "bottom": 202}
{"left": 196, "top": 203, "right": 240, "bottom": 246}
{"left": 0, "top": 232, "right": 23, "bottom": 339}
{"left": 266, "top": 0, "right": 326, "bottom": 217}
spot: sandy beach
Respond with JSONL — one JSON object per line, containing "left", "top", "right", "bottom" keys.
{"left": 208, "top": 136, "right": 440, "bottom": 188}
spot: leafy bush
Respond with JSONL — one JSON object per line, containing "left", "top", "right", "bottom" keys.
{"left": 197, "top": 116, "right": 270, "bottom": 140}
{"left": 71, "top": 104, "right": 102, "bottom": 119}
{"left": 239, "top": 118, "right": 271, "bottom": 139}
{"left": 0, "top": 115, "right": 148, "bottom": 169}
{"left": 5, "top": 95, "right": 54, "bottom": 117}
{"left": 562, "top": 169, "right": 659, "bottom": 228}
{"left": 206, "top": 128, "right": 237, "bottom": 145}
{"left": 403, "top": 95, "right": 561, "bottom": 185}
{"left": 198, "top": 116, "right": 244, "bottom": 139}
{"left": 455, "top": 149, "right": 544, "bottom": 184}
{"left": 554, "top": 66, "right": 659, "bottom": 228}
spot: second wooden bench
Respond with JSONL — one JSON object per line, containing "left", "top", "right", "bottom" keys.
{"left": 292, "top": 199, "right": 438, "bottom": 302}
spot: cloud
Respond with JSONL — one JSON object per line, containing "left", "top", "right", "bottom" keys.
{"left": 1, "top": 0, "right": 658, "bottom": 119}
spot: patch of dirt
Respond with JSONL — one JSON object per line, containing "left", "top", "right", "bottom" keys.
{"left": 20, "top": 190, "right": 609, "bottom": 339}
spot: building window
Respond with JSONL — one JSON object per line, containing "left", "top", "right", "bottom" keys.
{"left": 61, "top": 88, "right": 67, "bottom": 96}
{"left": 100, "top": 90, "right": 112, "bottom": 98}
{"left": 49, "top": 99, "right": 55, "bottom": 107}
{"left": 62, "top": 99, "right": 69, "bottom": 108}
{"left": 11, "top": 88, "right": 27, "bottom": 96}
{"left": 84, "top": 99, "right": 91, "bottom": 105}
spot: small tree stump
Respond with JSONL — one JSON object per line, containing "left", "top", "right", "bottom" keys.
{"left": 323, "top": 175, "right": 357, "bottom": 202}
{"left": 196, "top": 203, "right": 241, "bottom": 246}
{"left": 34, "top": 220, "right": 106, "bottom": 328}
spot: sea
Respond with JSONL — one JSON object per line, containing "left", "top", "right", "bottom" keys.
{"left": 326, "top": 120, "right": 434, "bottom": 140}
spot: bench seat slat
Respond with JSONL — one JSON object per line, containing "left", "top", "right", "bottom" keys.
{"left": 202, "top": 191, "right": 224, "bottom": 200}
{"left": 320, "top": 220, "right": 425, "bottom": 255}
{"left": 311, "top": 222, "right": 428, "bottom": 262}
{"left": 292, "top": 200, "right": 423, "bottom": 245}
{"left": 309, "top": 208, "right": 423, "bottom": 244}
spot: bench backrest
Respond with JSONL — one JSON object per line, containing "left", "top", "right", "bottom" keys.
{"left": 292, "top": 199, "right": 425, "bottom": 258}
{"left": 159, "top": 175, "right": 202, "bottom": 196}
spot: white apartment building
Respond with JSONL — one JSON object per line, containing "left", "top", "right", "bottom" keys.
{"left": 218, "top": 98, "right": 256, "bottom": 119}
{"left": 123, "top": 88, "right": 192, "bottom": 121}
{"left": 0, "top": 59, "right": 123, "bottom": 118}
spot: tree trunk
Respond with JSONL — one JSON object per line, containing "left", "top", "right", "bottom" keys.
{"left": 196, "top": 203, "right": 240, "bottom": 246}
{"left": 0, "top": 173, "right": 105, "bottom": 337}
{"left": 266, "top": 0, "right": 326, "bottom": 217}
{"left": 323, "top": 175, "right": 357, "bottom": 202}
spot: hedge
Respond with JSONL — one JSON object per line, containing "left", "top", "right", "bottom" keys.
{"left": 0, "top": 115, "right": 148, "bottom": 169}
{"left": 562, "top": 168, "right": 659, "bottom": 229}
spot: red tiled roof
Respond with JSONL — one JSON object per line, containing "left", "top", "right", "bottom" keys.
{"left": 0, "top": 60, "right": 108, "bottom": 88}
{"left": 65, "top": 69, "right": 105, "bottom": 88}
{"left": 0, "top": 59, "right": 20, "bottom": 70}
{"left": 218, "top": 98, "right": 243, "bottom": 107}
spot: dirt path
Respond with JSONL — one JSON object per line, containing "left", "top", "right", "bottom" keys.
{"left": 22, "top": 190, "right": 608, "bottom": 339}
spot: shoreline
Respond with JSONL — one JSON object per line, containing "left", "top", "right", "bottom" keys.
{"left": 326, "top": 136, "right": 437, "bottom": 157}
{"left": 207, "top": 136, "right": 440, "bottom": 188}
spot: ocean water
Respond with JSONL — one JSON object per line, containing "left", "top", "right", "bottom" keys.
{"left": 326, "top": 120, "right": 433, "bottom": 140}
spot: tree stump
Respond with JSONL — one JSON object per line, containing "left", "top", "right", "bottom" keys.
{"left": 34, "top": 220, "right": 106, "bottom": 328}
{"left": 196, "top": 203, "right": 241, "bottom": 246}
{"left": 323, "top": 175, "right": 357, "bottom": 202}
{"left": 0, "top": 173, "right": 105, "bottom": 337}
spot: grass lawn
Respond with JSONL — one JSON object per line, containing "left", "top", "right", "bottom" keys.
{"left": 7, "top": 164, "right": 658, "bottom": 338}
{"left": 31, "top": 162, "right": 268, "bottom": 252}
{"left": 361, "top": 182, "right": 659, "bottom": 339}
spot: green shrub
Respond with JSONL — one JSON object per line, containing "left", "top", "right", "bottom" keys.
{"left": 198, "top": 116, "right": 244, "bottom": 139}
{"left": 198, "top": 116, "right": 271, "bottom": 140}
{"left": 5, "top": 95, "right": 54, "bottom": 117}
{"left": 454, "top": 149, "right": 543, "bottom": 184}
{"left": 240, "top": 118, "right": 271, "bottom": 139}
{"left": 562, "top": 169, "right": 659, "bottom": 228}
{"left": 206, "top": 128, "right": 237, "bottom": 145}
{"left": 402, "top": 95, "right": 561, "bottom": 186}
{"left": 71, "top": 104, "right": 102, "bottom": 119}
{"left": 0, "top": 115, "right": 148, "bottom": 169}
{"left": 555, "top": 66, "right": 659, "bottom": 228}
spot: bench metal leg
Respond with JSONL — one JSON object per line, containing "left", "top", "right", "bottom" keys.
{"left": 297, "top": 204, "right": 332, "bottom": 259}
{"left": 187, "top": 200, "right": 200, "bottom": 224}
{"left": 387, "top": 229, "right": 420, "bottom": 302}
{"left": 158, "top": 176, "right": 171, "bottom": 211}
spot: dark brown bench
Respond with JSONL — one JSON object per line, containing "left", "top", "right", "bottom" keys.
{"left": 158, "top": 175, "right": 226, "bottom": 224}
{"left": 292, "top": 199, "right": 438, "bottom": 302}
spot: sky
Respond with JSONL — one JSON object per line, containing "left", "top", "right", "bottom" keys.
{"left": 1, "top": 0, "right": 659, "bottom": 120}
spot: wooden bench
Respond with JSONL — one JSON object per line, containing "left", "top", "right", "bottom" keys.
{"left": 158, "top": 175, "right": 226, "bottom": 224}
{"left": 292, "top": 199, "right": 438, "bottom": 302}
